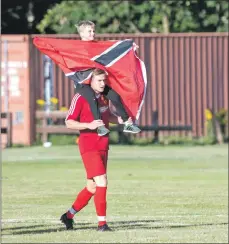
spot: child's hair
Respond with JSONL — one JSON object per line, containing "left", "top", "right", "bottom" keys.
{"left": 91, "top": 68, "right": 107, "bottom": 78}
{"left": 75, "top": 20, "right": 95, "bottom": 33}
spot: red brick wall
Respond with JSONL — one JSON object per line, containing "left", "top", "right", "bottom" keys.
{"left": 1, "top": 35, "right": 31, "bottom": 145}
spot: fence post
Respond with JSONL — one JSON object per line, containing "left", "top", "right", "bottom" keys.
{"left": 117, "top": 124, "right": 130, "bottom": 144}
{"left": 42, "top": 116, "right": 48, "bottom": 143}
{"left": 211, "top": 109, "right": 223, "bottom": 144}
{"left": 152, "top": 110, "right": 159, "bottom": 143}
{"left": 1, "top": 112, "right": 12, "bottom": 148}
{"left": 7, "top": 112, "right": 12, "bottom": 147}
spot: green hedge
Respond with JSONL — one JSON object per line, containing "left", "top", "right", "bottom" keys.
{"left": 32, "top": 133, "right": 228, "bottom": 147}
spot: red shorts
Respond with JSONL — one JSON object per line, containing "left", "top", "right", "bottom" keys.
{"left": 81, "top": 150, "right": 108, "bottom": 179}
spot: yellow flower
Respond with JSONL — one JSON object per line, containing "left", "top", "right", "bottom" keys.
{"left": 60, "top": 106, "right": 68, "bottom": 111}
{"left": 50, "top": 97, "right": 59, "bottom": 104}
{"left": 205, "top": 109, "right": 212, "bottom": 121}
{"left": 36, "top": 99, "right": 45, "bottom": 106}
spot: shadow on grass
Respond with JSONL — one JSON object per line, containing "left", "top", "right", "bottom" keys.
{"left": 2, "top": 225, "right": 47, "bottom": 231}
{"left": 1, "top": 220, "right": 158, "bottom": 235}
{"left": 1, "top": 220, "right": 228, "bottom": 235}
{"left": 117, "top": 222, "right": 228, "bottom": 230}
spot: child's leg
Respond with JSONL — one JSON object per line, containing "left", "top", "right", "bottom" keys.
{"left": 103, "top": 85, "right": 141, "bottom": 134}
{"left": 75, "top": 83, "right": 101, "bottom": 119}
{"left": 102, "top": 85, "right": 129, "bottom": 121}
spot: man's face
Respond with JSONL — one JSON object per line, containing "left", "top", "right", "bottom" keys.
{"left": 90, "top": 74, "right": 107, "bottom": 94}
{"left": 80, "top": 26, "right": 95, "bottom": 41}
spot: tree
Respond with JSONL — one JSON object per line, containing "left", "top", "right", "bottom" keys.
{"left": 190, "top": 0, "right": 229, "bottom": 32}
{"left": 37, "top": 0, "right": 228, "bottom": 34}
{"left": 37, "top": 1, "right": 154, "bottom": 34}
{"left": 2, "top": 0, "right": 228, "bottom": 34}
{"left": 1, "top": 0, "right": 63, "bottom": 34}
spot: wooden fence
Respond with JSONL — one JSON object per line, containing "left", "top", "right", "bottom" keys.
{"left": 1, "top": 33, "right": 228, "bottom": 146}
{"left": 30, "top": 33, "right": 228, "bottom": 142}
{"left": 36, "top": 110, "right": 192, "bottom": 144}
{"left": 1, "top": 112, "right": 12, "bottom": 148}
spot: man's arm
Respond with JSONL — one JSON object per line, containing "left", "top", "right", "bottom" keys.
{"left": 65, "top": 120, "right": 90, "bottom": 130}
{"left": 66, "top": 119, "right": 104, "bottom": 130}
{"left": 65, "top": 94, "right": 104, "bottom": 130}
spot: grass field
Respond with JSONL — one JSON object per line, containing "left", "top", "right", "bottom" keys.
{"left": 1, "top": 145, "right": 228, "bottom": 243}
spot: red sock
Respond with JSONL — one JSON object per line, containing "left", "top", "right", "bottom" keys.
{"left": 94, "top": 186, "right": 107, "bottom": 226}
{"left": 67, "top": 187, "right": 94, "bottom": 219}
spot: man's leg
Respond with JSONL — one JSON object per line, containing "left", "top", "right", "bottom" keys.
{"left": 60, "top": 179, "right": 95, "bottom": 230}
{"left": 75, "top": 83, "right": 109, "bottom": 136}
{"left": 93, "top": 174, "right": 111, "bottom": 231}
{"left": 103, "top": 85, "right": 141, "bottom": 133}
{"left": 79, "top": 150, "right": 111, "bottom": 231}
{"left": 92, "top": 151, "right": 111, "bottom": 231}
{"left": 67, "top": 179, "right": 96, "bottom": 218}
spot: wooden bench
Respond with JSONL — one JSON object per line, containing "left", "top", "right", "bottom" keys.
{"left": 36, "top": 110, "right": 192, "bottom": 144}
{"left": 109, "top": 110, "right": 192, "bottom": 143}
{"left": 110, "top": 124, "right": 192, "bottom": 143}
{"left": 36, "top": 111, "right": 79, "bottom": 142}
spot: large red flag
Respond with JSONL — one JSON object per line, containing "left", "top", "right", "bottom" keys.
{"left": 33, "top": 37, "right": 147, "bottom": 121}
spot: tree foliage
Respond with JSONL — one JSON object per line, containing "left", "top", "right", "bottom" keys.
{"left": 2, "top": 0, "right": 228, "bottom": 34}
{"left": 35, "top": 0, "right": 228, "bottom": 34}
{"left": 1, "top": 0, "right": 63, "bottom": 34}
